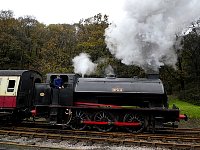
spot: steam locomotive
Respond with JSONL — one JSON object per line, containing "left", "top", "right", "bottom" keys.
{"left": 0, "top": 70, "right": 187, "bottom": 133}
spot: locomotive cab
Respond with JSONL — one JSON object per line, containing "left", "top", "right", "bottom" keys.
{"left": 47, "top": 73, "right": 75, "bottom": 106}
{"left": 33, "top": 73, "right": 77, "bottom": 121}
{"left": 33, "top": 73, "right": 77, "bottom": 124}
{"left": 34, "top": 73, "right": 76, "bottom": 107}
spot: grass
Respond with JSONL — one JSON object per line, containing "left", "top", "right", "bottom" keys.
{"left": 168, "top": 96, "right": 200, "bottom": 119}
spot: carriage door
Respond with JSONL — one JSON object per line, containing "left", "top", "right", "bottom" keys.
{"left": 3, "top": 76, "right": 20, "bottom": 108}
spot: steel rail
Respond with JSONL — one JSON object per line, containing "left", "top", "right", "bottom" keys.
{"left": 0, "top": 129, "right": 200, "bottom": 149}
{"left": 1, "top": 126, "right": 200, "bottom": 140}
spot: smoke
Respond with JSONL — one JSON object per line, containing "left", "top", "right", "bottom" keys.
{"left": 105, "top": 0, "right": 200, "bottom": 72}
{"left": 105, "top": 65, "right": 115, "bottom": 75}
{"left": 72, "top": 53, "right": 97, "bottom": 77}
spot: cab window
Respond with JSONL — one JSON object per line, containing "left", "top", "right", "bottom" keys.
{"left": 50, "top": 75, "right": 68, "bottom": 88}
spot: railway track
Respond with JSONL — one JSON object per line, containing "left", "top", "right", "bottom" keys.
{"left": 2, "top": 121, "right": 200, "bottom": 137}
{"left": 0, "top": 125, "right": 200, "bottom": 149}
{"left": 157, "top": 127, "right": 200, "bottom": 137}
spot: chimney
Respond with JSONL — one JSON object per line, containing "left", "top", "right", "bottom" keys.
{"left": 147, "top": 73, "right": 159, "bottom": 79}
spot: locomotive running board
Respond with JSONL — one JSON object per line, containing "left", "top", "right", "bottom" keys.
{"left": 81, "top": 120, "right": 141, "bottom": 126}
{"left": 74, "top": 102, "right": 122, "bottom": 108}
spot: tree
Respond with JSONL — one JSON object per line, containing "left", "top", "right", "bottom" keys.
{"left": 0, "top": 10, "right": 22, "bottom": 68}
{"left": 75, "top": 13, "right": 109, "bottom": 61}
{"left": 38, "top": 24, "right": 76, "bottom": 74}
{"left": 178, "top": 27, "right": 200, "bottom": 104}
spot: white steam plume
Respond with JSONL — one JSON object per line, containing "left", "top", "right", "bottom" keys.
{"left": 105, "top": 0, "right": 200, "bottom": 72}
{"left": 72, "top": 53, "right": 97, "bottom": 77}
{"left": 105, "top": 65, "right": 115, "bottom": 75}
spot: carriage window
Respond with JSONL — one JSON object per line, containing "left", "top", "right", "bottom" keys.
{"left": 7, "top": 80, "right": 15, "bottom": 92}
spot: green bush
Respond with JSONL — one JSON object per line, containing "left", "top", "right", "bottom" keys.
{"left": 169, "top": 96, "right": 200, "bottom": 118}
{"left": 178, "top": 89, "right": 200, "bottom": 106}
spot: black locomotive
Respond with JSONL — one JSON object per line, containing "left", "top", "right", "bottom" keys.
{"left": 0, "top": 70, "right": 187, "bottom": 133}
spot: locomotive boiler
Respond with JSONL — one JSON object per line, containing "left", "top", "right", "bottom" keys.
{"left": 0, "top": 70, "right": 187, "bottom": 133}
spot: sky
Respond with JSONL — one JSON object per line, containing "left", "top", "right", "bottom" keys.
{"left": 0, "top": 0, "right": 124, "bottom": 24}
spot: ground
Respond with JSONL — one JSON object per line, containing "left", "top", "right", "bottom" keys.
{"left": 179, "top": 118, "right": 200, "bottom": 128}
